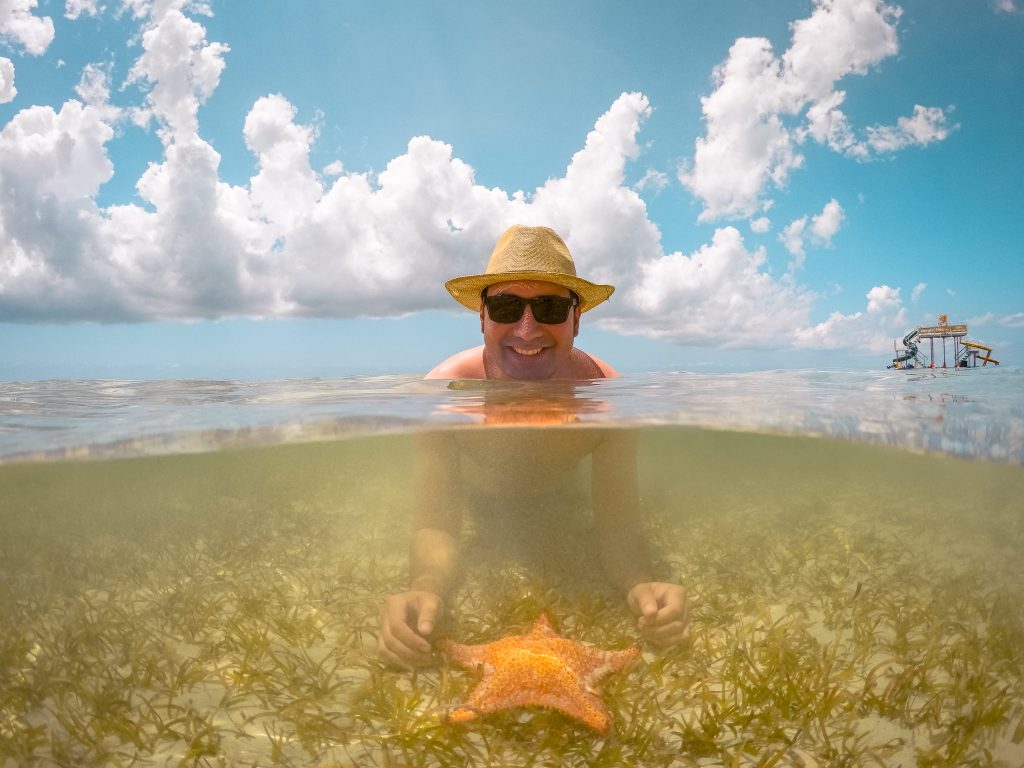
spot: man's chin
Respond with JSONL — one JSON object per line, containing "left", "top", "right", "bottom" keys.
{"left": 499, "top": 347, "right": 556, "bottom": 380}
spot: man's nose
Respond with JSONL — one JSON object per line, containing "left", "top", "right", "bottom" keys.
{"left": 513, "top": 305, "right": 544, "bottom": 338}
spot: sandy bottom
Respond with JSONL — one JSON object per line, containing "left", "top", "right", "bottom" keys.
{"left": 1, "top": 427, "right": 1022, "bottom": 767}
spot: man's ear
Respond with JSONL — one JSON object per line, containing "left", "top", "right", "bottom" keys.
{"left": 573, "top": 306, "right": 581, "bottom": 338}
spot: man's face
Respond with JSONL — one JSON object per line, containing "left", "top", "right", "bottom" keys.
{"left": 480, "top": 280, "right": 581, "bottom": 380}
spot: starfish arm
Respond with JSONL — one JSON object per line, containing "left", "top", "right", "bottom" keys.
{"left": 442, "top": 640, "right": 487, "bottom": 669}
{"left": 534, "top": 690, "right": 613, "bottom": 733}
{"left": 443, "top": 705, "right": 481, "bottom": 725}
{"left": 582, "top": 645, "right": 641, "bottom": 683}
{"left": 461, "top": 686, "right": 613, "bottom": 733}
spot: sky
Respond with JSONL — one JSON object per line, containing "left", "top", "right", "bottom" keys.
{"left": 0, "top": 0, "right": 1021, "bottom": 379}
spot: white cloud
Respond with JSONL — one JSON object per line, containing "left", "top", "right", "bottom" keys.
{"left": 681, "top": 0, "right": 951, "bottom": 221}
{"left": 75, "top": 63, "right": 108, "bottom": 105}
{"left": 0, "top": 4, "right": 262, "bottom": 322}
{"left": 0, "top": 100, "right": 113, "bottom": 200}
{"left": 633, "top": 168, "right": 669, "bottom": 194}
{"left": 0, "top": 6, "right": 922, "bottom": 355}
{"left": 911, "top": 282, "right": 926, "bottom": 301}
{"left": 0, "top": 0, "right": 54, "bottom": 55}
{"left": 281, "top": 135, "right": 512, "bottom": 317}
{"left": 0, "top": 67, "right": 820, "bottom": 349}
{"left": 601, "top": 226, "right": 814, "bottom": 348}
{"left": 0, "top": 98, "right": 121, "bottom": 320}
{"left": 779, "top": 198, "right": 844, "bottom": 268}
{"left": 866, "top": 284, "right": 900, "bottom": 313}
{"left": 680, "top": 36, "right": 802, "bottom": 222}
{"left": 0, "top": 0, "right": 54, "bottom": 103}
{"left": 994, "top": 0, "right": 1017, "bottom": 13}
{"left": 794, "top": 285, "right": 907, "bottom": 351}
{"left": 244, "top": 94, "right": 321, "bottom": 232}
{"left": 126, "top": 8, "right": 229, "bottom": 142}
{"left": 965, "top": 312, "right": 1024, "bottom": 330}
{"left": 280, "top": 91, "right": 665, "bottom": 317}
{"left": 865, "top": 105, "right": 953, "bottom": 153}
{"left": 780, "top": 217, "right": 808, "bottom": 265}
{"left": 0, "top": 56, "right": 13, "bottom": 102}
{"left": 528, "top": 91, "right": 664, "bottom": 290}
{"left": 750, "top": 216, "right": 771, "bottom": 233}
{"left": 65, "top": 0, "right": 100, "bottom": 20}
{"left": 811, "top": 198, "right": 844, "bottom": 242}
{"left": 74, "top": 62, "right": 122, "bottom": 124}
{"left": 0, "top": 72, "right": 664, "bottom": 321}
{"left": 120, "top": 1, "right": 213, "bottom": 21}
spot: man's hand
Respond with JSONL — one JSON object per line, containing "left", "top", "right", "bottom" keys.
{"left": 378, "top": 591, "right": 444, "bottom": 668}
{"left": 627, "top": 582, "right": 690, "bottom": 648}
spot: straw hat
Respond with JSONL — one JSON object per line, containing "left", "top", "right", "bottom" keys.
{"left": 444, "top": 225, "right": 615, "bottom": 312}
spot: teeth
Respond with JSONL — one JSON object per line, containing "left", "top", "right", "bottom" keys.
{"left": 514, "top": 347, "right": 542, "bottom": 356}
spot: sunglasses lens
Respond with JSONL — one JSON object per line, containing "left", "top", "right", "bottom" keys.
{"left": 485, "top": 296, "right": 525, "bottom": 323}
{"left": 532, "top": 296, "right": 573, "bottom": 323}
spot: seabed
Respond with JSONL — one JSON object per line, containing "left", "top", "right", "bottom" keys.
{"left": 1, "top": 427, "right": 1023, "bottom": 767}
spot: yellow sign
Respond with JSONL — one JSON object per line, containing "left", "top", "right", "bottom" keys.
{"left": 917, "top": 324, "right": 967, "bottom": 337}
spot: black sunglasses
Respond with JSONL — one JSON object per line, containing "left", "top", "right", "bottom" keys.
{"left": 483, "top": 293, "right": 578, "bottom": 324}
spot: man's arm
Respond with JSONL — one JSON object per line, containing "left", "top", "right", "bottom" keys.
{"left": 592, "top": 429, "right": 689, "bottom": 647}
{"left": 409, "top": 431, "right": 464, "bottom": 593}
{"left": 591, "top": 429, "right": 654, "bottom": 590}
{"left": 378, "top": 431, "right": 463, "bottom": 667}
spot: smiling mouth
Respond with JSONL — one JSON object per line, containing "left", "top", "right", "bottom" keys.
{"left": 511, "top": 347, "right": 544, "bottom": 356}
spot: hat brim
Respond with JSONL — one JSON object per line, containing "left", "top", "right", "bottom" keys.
{"left": 445, "top": 271, "right": 615, "bottom": 313}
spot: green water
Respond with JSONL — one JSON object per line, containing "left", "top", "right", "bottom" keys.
{"left": 1, "top": 427, "right": 1022, "bottom": 767}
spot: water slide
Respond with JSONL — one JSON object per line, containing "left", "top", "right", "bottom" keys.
{"left": 892, "top": 329, "right": 921, "bottom": 366}
{"left": 961, "top": 340, "right": 1000, "bottom": 365}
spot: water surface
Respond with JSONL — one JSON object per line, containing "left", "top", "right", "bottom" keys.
{"left": 1, "top": 369, "right": 1022, "bottom": 766}
{"left": 3, "top": 367, "right": 1022, "bottom": 463}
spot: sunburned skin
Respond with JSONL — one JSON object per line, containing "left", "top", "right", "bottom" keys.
{"left": 425, "top": 280, "right": 618, "bottom": 381}
{"left": 482, "top": 281, "right": 577, "bottom": 381}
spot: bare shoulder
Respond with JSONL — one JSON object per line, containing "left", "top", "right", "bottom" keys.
{"left": 425, "top": 346, "right": 619, "bottom": 380}
{"left": 424, "top": 346, "right": 486, "bottom": 380}
{"left": 575, "top": 349, "right": 620, "bottom": 379}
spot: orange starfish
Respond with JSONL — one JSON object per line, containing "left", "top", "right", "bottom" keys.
{"left": 441, "top": 614, "right": 640, "bottom": 733}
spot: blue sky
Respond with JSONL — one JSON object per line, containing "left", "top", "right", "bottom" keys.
{"left": 0, "top": 0, "right": 1021, "bottom": 379}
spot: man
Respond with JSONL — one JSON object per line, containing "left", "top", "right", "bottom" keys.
{"left": 378, "top": 225, "right": 689, "bottom": 668}
{"left": 424, "top": 224, "right": 617, "bottom": 381}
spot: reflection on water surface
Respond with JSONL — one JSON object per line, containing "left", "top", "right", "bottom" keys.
{"left": 3, "top": 367, "right": 1023, "bottom": 463}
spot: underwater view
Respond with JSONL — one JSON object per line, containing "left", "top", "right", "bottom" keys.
{"left": 1, "top": 370, "right": 1023, "bottom": 767}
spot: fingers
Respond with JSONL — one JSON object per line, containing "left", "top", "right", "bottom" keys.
{"left": 658, "top": 584, "right": 688, "bottom": 615}
{"left": 377, "top": 592, "right": 443, "bottom": 669}
{"left": 416, "top": 595, "right": 441, "bottom": 636}
{"left": 639, "top": 618, "right": 690, "bottom": 647}
{"left": 629, "top": 582, "right": 691, "bottom": 648}
{"left": 626, "top": 583, "right": 660, "bottom": 619}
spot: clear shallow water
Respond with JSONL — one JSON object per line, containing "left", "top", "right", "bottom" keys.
{"left": 1, "top": 369, "right": 1023, "bottom": 766}
{"left": 2, "top": 367, "right": 1023, "bottom": 463}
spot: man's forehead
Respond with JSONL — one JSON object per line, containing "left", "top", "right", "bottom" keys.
{"left": 488, "top": 280, "right": 570, "bottom": 296}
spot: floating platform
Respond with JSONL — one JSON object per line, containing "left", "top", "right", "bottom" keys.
{"left": 889, "top": 316, "right": 999, "bottom": 369}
